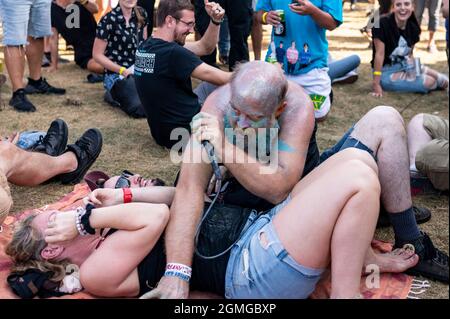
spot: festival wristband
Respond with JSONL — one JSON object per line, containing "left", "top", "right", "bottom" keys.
{"left": 373, "top": 71, "right": 382, "bottom": 76}
{"left": 166, "top": 263, "right": 192, "bottom": 277}
{"left": 164, "top": 270, "right": 191, "bottom": 282}
{"left": 119, "top": 66, "right": 126, "bottom": 75}
{"left": 122, "top": 188, "right": 132, "bottom": 204}
{"left": 262, "top": 12, "right": 268, "bottom": 24}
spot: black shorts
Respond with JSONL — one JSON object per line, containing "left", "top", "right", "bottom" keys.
{"left": 137, "top": 238, "right": 166, "bottom": 296}
{"left": 75, "top": 54, "right": 92, "bottom": 69}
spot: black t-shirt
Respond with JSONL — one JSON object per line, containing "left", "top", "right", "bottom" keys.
{"left": 51, "top": 2, "right": 97, "bottom": 65}
{"left": 371, "top": 13, "right": 421, "bottom": 67}
{"left": 96, "top": 5, "right": 148, "bottom": 73}
{"left": 134, "top": 37, "right": 203, "bottom": 145}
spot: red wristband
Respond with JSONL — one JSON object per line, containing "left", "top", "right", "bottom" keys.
{"left": 122, "top": 188, "right": 132, "bottom": 203}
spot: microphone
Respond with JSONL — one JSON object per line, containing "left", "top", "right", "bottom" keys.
{"left": 202, "top": 140, "right": 222, "bottom": 181}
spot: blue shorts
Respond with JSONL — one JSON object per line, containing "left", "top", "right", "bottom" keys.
{"left": 224, "top": 196, "right": 325, "bottom": 299}
{"left": 319, "top": 126, "right": 376, "bottom": 163}
{"left": 380, "top": 62, "right": 430, "bottom": 94}
{"left": 16, "top": 130, "right": 46, "bottom": 150}
{"left": 0, "top": 0, "right": 52, "bottom": 46}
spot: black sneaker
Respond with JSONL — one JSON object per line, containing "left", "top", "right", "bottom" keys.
{"left": 24, "top": 78, "right": 66, "bottom": 95}
{"left": 31, "top": 119, "right": 68, "bottom": 157}
{"left": 9, "top": 89, "right": 36, "bottom": 112}
{"left": 58, "top": 128, "right": 103, "bottom": 184}
{"left": 395, "top": 232, "right": 449, "bottom": 283}
{"left": 377, "top": 206, "right": 432, "bottom": 228}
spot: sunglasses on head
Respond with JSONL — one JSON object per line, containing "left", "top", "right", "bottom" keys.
{"left": 114, "top": 170, "right": 135, "bottom": 189}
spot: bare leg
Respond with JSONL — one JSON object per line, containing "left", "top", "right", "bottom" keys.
{"left": 349, "top": 106, "right": 411, "bottom": 213}
{"left": 4, "top": 46, "right": 26, "bottom": 91}
{"left": 0, "top": 142, "right": 77, "bottom": 186}
{"left": 407, "top": 114, "right": 432, "bottom": 169}
{"left": 26, "top": 37, "right": 44, "bottom": 81}
{"left": 80, "top": 203, "right": 169, "bottom": 297}
{"left": 271, "top": 149, "right": 381, "bottom": 298}
{"left": 428, "top": 31, "right": 436, "bottom": 49}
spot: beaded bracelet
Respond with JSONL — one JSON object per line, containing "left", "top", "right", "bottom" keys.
{"left": 76, "top": 207, "right": 88, "bottom": 236}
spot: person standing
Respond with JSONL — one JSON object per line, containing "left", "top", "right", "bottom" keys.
{"left": 256, "top": 0, "right": 343, "bottom": 121}
{"left": 0, "top": 0, "right": 66, "bottom": 112}
{"left": 414, "top": 0, "right": 443, "bottom": 53}
{"left": 137, "top": 0, "right": 156, "bottom": 36}
{"left": 194, "top": 0, "right": 253, "bottom": 70}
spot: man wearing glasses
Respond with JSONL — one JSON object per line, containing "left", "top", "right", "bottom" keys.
{"left": 134, "top": 0, "right": 232, "bottom": 149}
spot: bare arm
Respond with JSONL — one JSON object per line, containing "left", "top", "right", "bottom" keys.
{"left": 85, "top": 186, "right": 176, "bottom": 208}
{"left": 184, "top": 21, "right": 220, "bottom": 56}
{"left": 203, "top": 83, "right": 316, "bottom": 204}
{"left": 93, "top": 38, "right": 131, "bottom": 75}
{"left": 372, "top": 38, "right": 385, "bottom": 96}
{"left": 191, "top": 63, "right": 232, "bottom": 86}
{"left": 44, "top": 202, "right": 168, "bottom": 244}
{"left": 289, "top": 1, "right": 339, "bottom": 30}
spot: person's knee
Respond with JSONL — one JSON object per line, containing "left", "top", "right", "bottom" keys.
{"left": 369, "top": 106, "right": 405, "bottom": 132}
{"left": 346, "top": 158, "right": 381, "bottom": 195}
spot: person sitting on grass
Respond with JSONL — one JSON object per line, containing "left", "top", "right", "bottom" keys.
{"left": 0, "top": 119, "right": 103, "bottom": 225}
{"left": 407, "top": 113, "right": 449, "bottom": 195}
{"left": 6, "top": 149, "right": 420, "bottom": 299}
{"left": 134, "top": 0, "right": 231, "bottom": 149}
{"left": 93, "top": 0, "right": 148, "bottom": 118}
{"left": 371, "top": 0, "right": 448, "bottom": 97}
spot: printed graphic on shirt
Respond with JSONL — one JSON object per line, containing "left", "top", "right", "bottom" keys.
{"left": 299, "top": 43, "right": 312, "bottom": 68}
{"left": 309, "top": 94, "right": 326, "bottom": 111}
{"left": 135, "top": 51, "right": 156, "bottom": 74}
{"left": 276, "top": 41, "right": 287, "bottom": 64}
{"left": 389, "top": 36, "right": 411, "bottom": 64}
{"left": 286, "top": 41, "right": 299, "bottom": 75}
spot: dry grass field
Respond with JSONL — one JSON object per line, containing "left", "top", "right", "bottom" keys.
{"left": 0, "top": 2, "right": 448, "bottom": 298}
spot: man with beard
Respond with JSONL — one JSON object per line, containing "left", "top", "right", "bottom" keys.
{"left": 139, "top": 61, "right": 447, "bottom": 299}
{"left": 134, "top": 0, "right": 231, "bottom": 149}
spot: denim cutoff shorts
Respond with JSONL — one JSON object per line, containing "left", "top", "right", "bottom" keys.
{"left": 224, "top": 196, "right": 325, "bottom": 299}
{"left": 0, "top": 0, "right": 52, "bottom": 46}
{"left": 319, "top": 126, "right": 376, "bottom": 164}
{"left": 380, "top": 62, "right": 430, "bottom": 94}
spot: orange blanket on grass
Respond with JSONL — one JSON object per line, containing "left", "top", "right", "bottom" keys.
{"left": 0, "top": 184, "right": 414, "bottom": 299}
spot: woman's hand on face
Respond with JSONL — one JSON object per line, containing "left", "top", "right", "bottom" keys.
{"left": 44, "top": 210, "right": 78, "bottom": 244}
{"left": 84, "top": 188, "right": 123, "bottom": 207}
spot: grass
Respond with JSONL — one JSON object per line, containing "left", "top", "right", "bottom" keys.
{"left": 0, "top": 3, "right": 448, "bottom": 298}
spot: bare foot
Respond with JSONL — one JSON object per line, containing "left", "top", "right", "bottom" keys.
{"left": 364, "top": 247, "right": 419, "bottom": 274}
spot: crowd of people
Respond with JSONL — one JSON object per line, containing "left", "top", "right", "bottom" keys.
{"left": 0, "top": 0, "right": 449, "bottom": 299}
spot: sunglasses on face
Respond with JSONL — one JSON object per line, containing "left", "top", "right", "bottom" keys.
{"left": 114, "top": 170, "right": 135, "bottom": 189}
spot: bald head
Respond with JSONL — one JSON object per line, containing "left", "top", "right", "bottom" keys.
{"left": 230, "top": 61, "right": 288, "bottom": 117}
